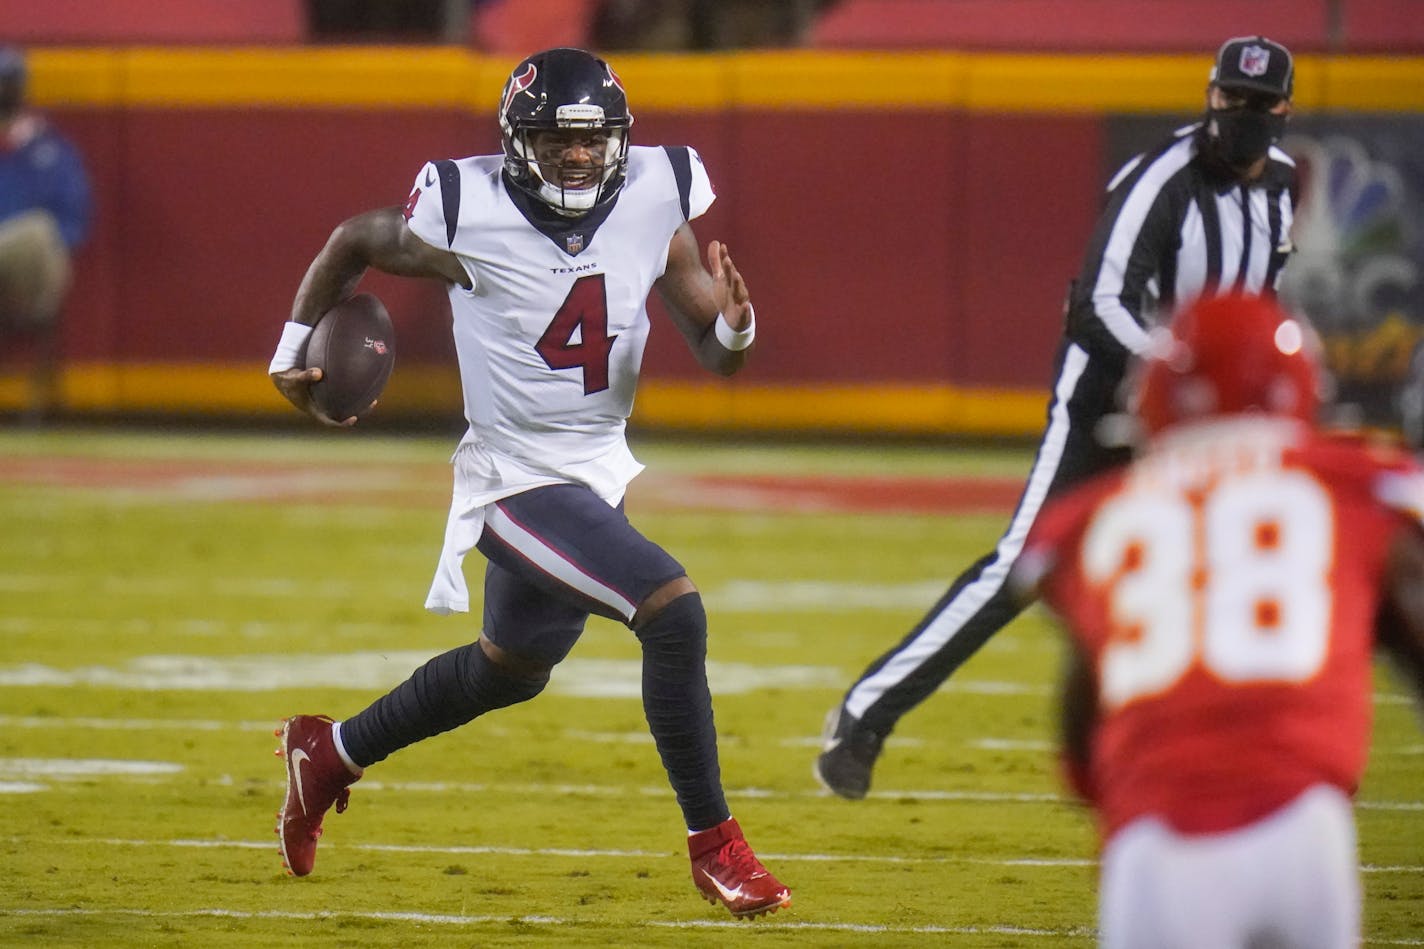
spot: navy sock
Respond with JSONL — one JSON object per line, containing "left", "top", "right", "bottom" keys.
{"left": 339, "top": 641, "right": 547, "bottom": 768}
{"left": 635, "top": 592, "right": 728, "bottom": 831}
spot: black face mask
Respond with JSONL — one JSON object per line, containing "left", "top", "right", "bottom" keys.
{"left": 1208, "top": 107, "right": 1287, "bottom": 169}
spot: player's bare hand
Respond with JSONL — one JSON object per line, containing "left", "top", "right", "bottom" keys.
{"left": 707, "top": 240, "right": 752, "bottom": 330}
{"left": 270, "top": 367, "right": 358, "bottom": 428}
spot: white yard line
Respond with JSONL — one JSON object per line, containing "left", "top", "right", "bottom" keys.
{"left": 4, "top": 761, "right": 1418, "bottom": 813}
{"left": 0, "top": 616, "right": 399, "bottom": 639}
{"left": 5, "top": 715, "right": 1419, "bottom": 757}
{"left": 0, "top": 759, "right": 180, "bottom": 777}
{"left": 58, "top": 835, "right": 1091, "bottom": 866}
{"left": 0, "top": 906, "right": 1106, "bottom": 938}
{"left": 39, "top": 836, "right": 1424, "bottom": 875}
{"left": 969, "top": 738, "right": 1055, "bottom": 751}
{"left": 0, "top": 654, "right": 845, "bottom": 696}
{"left": 0, "top": 715, "right": 281, "bottom": 732}
{"left": 0, "top": 575, "right": 958, "bottom": 612}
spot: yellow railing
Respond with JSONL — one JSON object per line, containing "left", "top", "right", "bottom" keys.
{"left": 28, "top": 47, "right": 1424, "bottom": 113}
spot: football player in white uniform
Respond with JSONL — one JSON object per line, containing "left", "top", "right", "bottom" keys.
{"left": 268, "top": 47, "right": 790, "bottom": 918}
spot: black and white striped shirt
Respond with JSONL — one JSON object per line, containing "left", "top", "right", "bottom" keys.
{"left": 1066, "top": 123, "right": 1298, "bottom": 361}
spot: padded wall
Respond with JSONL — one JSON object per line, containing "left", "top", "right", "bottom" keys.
{"left": 8, "top": 48, "right": 1422, "bottom": 434}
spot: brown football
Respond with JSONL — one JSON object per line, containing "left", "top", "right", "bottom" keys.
{"left": 304, "top": 293, "right": 395, "bottom": 421}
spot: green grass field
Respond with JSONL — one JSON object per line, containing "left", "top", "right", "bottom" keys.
{"left": 0, "top": 425, "right": 1420, "bottom": 947}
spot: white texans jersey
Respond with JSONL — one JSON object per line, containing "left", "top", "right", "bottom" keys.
{"left": 405, "top": 145, "right": 715, "bottom": 504}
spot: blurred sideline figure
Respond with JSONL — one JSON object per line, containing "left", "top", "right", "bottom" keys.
{"left": 1399, "top": 343, "right": 1424, "bottom": 454}
{"left": 1013, "top": 294, "right": 1424, "bottom": 948}
{"left": 472, "top": 0, "right": 843, "bottom": 53}
{"left": 591, "top": 0, "right": 843, "bottom": 50}
{"left": 0, "top": 45, "right": 92, "bottom": 424}
{"left": 267, "top": 48, "right": 790, "bottom": 918}
{"left": 817, "top": 35, "right": 1301, "bottom": 798}
{"left": 305, "top": 0, "right": 467, "bottom": 43}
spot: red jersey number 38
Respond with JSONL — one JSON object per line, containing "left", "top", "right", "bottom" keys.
{"left": 1082, "top": 470, "right": 1331, "bottom": 711}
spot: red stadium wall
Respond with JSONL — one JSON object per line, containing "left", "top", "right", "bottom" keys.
{"left": 7, "top": 49, "right": 1423, "bottom": 435}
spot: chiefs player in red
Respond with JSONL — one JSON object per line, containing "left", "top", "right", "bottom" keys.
{"left": 1013, "top": 293, "right": 1424, "bottom": 948}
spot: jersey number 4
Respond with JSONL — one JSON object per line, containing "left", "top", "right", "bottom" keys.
{"left": 536, "top": 274, "right": 617, "bottom": 395}
{"left": 1082, "top": 471, "right": 1332, "bottom": 710}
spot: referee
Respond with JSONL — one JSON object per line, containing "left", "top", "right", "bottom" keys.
{"left": 817, "top": 35, "right": 1301, "bottom": 799}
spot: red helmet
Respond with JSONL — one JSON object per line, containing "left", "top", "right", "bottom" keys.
{"left": 1133, "top": 293, "right": 1322, "bottom": 436}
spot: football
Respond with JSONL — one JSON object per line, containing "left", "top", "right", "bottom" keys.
{"left": 304, "top": 293, "right": 395, "bottom": 421}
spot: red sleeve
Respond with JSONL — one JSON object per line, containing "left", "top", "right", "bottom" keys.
{"left": 1297, "top": 432, "right": 1424, "bottom": 527}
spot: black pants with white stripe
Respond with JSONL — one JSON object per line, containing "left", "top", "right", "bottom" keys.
{"left": 840, "top": 338, "right": 1132, "bottom": 734}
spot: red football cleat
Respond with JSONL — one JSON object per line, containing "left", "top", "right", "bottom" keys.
{"left": 274, "top": 714, "right": 361, "bottom": 876}
{"left": 688, "top": 818, "right": 791, "bottom": 919}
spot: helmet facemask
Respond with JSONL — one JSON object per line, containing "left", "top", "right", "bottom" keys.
{"left": 504, "top": 105, "right": 630, "bottom": 216}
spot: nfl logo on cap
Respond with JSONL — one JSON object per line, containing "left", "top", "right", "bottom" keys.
{"left": 1239, "top": 44, "right": 1271, "bottom": 77}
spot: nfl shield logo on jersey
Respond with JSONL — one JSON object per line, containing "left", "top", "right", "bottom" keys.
{"left": 1239, "top": 44, "right": 1271, "bottom": 77}
{"left": 565, "top": 233, "right": 584, "bottom": 254}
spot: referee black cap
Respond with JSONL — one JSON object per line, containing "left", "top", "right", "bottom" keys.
{"left": 1210, "top": 36, "right": 1293, "bottom": 99}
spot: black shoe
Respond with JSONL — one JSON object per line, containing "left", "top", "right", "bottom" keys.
{"left": 813, "top": 706, "right": 884, "bottom": 800}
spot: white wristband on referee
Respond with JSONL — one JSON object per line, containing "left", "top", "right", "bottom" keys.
{"left": 268, "top": 321, "right": 313, "bottom": 373}
{"left": 714, "top": 304, "right": 756, "bottom": 351}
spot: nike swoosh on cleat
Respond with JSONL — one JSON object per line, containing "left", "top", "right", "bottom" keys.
{"left": 698, "top": 868, "right": 745, "bottom": 904}
{"left": 821, "top": 736, "right": 843, "bottom": 753}
{"left": 290, "top": 748, "right": 312, "bottom": 816}
{"left": 424, "top": 168, "right": 435, "bottom": 188}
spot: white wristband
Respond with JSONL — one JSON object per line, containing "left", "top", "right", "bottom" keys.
{"left": 268, "top": 321, "right": 313, "bottom": 373}
{"left": 714, "top": 304, "right": 756, "bottom": 351}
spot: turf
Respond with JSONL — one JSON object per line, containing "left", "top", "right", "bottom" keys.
{"left": 0, "top": 426, "right": 1419, "bottom": 947}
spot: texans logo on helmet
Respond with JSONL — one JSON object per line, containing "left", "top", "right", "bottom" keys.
{"left": 606, "top": 65, "right": 626, "bottom": 95}
{"left": 502, "top": 63, "right": 537, "bottom": 116}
